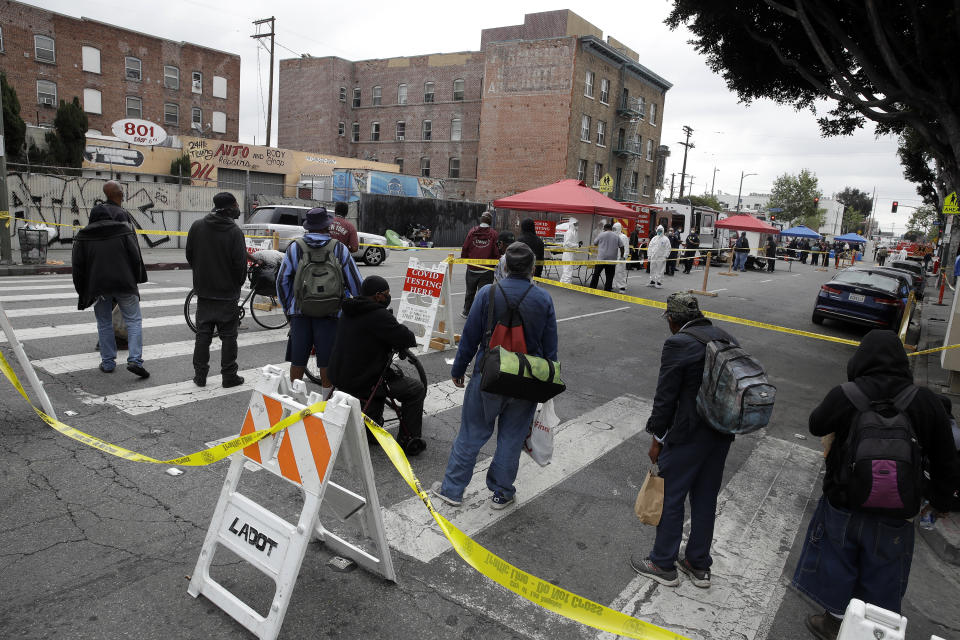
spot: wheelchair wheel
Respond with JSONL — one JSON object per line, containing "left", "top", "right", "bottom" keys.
{"left": 400, "top": 437, "right": 426, "bottom": 457}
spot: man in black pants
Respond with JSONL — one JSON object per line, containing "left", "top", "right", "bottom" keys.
{"left": 328, "top": 275, "right": 426, "bottom": 454}
{"left": 186, "top": 192, "right": 248, "bottom": 388}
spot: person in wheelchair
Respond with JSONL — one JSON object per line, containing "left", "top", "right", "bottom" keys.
{"left": 328, "top": 275, "right": 427, "bottom": 455}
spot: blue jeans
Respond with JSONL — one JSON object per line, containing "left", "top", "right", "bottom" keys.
{"left": 649, "top": 427, "right": 732, "bottom": 570}
{"left": 792, "top": 496, "right": 914, "bottom": 615}
{"left": 94, "top": 294, "right": 143, "bottom": 370}
{"left": 440, "top": 373, "right": 538, "bottom": 501}
{"left": 733, "top": 252, "right": 748, "bottom": 271}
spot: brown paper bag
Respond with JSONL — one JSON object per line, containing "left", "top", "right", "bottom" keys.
{"left": 634, "top": 466, "right": 664, "bottom": 526}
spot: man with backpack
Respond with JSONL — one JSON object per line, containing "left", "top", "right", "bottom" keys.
{"left": 277, "top": 207, "right": 363, "bottom": 399}
{"left": 460, "top": 211, "right": 500, "bottom": 318}
{"left": 186, "top": 192, "right": 248, "bottom": 388}
{"left": 793, "top": 330, "right": 957, "bottom": 640}
{"left": 432, "top": 243, "right": 558, "bottom": 509}
{"left": 631, "top": 293, "right": 738, "bottom": 588}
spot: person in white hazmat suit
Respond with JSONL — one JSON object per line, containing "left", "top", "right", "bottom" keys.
{"left": 646, "top": 225, "right": 672, "bottom": 289}
{"left": 561, "top": 218, "right": 580, "bottom": 284}
{"left": 612, "top": 222, "right": 629, "bottom": 292}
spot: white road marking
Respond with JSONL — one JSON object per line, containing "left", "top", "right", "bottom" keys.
{"left": 32, "top": 330, "right": 288, "bottom": 374}
{"left": 708, "top": 288, "right": 728, "bottom": 294}
{"left": 384, "top": 394, "right": 652, "bottom": 564}
{"left": 0, "top": 276, "right": 75, "bottom": 284}
{"left": 0, "top": 283, "right": 78, "bottom": 292}
{"left": 5, "top": 297, "right": 185, "bottom": 318}
{"left": 558, "top": 306, "right": 631, "bottom": 322}
{"left": 0, "top": 286, "right": 190, "bottom": 303}
{"left": 760, "top": 279, "right": 773, "bottom": 283}
{"left": 597, "top": 436, "right": 822, "bottom": 640}
{"left": 0, "top": 315, "right": 188, "bottom": 342}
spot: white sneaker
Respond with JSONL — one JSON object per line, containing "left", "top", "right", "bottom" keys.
{"left": 430, "top": 481, "right": 462, "bottom": 507}
{"left": 655, "top": 283, "right": 663, "bottom": 289}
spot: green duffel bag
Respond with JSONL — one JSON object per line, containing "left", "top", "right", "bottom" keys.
{"left": 480, "top": 346, "right": 565, "bottom": 403}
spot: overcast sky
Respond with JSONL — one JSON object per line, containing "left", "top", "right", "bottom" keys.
{"left": 33, "top": 0, "right": 922, "bottom": 232}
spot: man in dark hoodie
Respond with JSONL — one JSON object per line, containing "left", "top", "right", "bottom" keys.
{"left": 517, "top": 218, "right": 545, "bottom": 278}
{"left": 72, "top": 194, "right": 149, "bottom": 377}
{"left": 793, "top": 330, "right": 957, "bottom": 640}
{"left": 460, "top": 211, "right": 499, "bottom": 318}
{"left": 186, "top": 192, "right": 248, "bottom": 388}
{"left": 327, "top": 275, "right": 425, "bottom": 452}
{"left": 96, "top": 181, "right": 135, "bottom": 226}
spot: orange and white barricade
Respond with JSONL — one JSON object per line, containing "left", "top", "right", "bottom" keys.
{"left": 188, "top": 365, "right": 395, "bottom": 640}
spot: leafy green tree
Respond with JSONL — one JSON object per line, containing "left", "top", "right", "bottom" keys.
{"left": 835, "top": 187, "right": 873, "bottom": 218}
{"left": 897, "top": 127, "right": 944, "bottom": 207}
{"left": 168, "top": 153, "right": 192, "bottom": 185}
{"left": 45, "top": 97, "right": 88, "bottom": 172}
{"left": 906, "top": 204, "right": 938, "bottom": 241}
{"left": 686, "top": 194, "right": 722, "bottom": 210}
{"left": 769, "top": 169, "right": 823, "bottom": 226}
{"left": 841, "top": 209, "right": 866, "bottom": 235}
{"left": 1, "top": 72, "right": 27, "bottom": 162}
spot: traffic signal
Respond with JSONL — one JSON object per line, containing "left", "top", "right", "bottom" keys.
{"left": 892, "top": 201, "right": 898, "bottom": 213}
{"left": 814, "top": 196, "right": 820, "bottom": 206}
{"left": 770, "top": 215, "right": 776, "bottom": 221}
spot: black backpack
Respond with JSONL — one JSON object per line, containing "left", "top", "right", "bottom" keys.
{"left": 838, "top": 382, "right": 924, "bottom": 518}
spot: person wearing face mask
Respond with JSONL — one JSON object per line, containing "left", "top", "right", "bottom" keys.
{"left": 647, "top": 225, "right": 672, "bottom": 288}
{"left": 328, "top": 275, "right": 425, "bottom": 451}
{"left": 186, "top": 192, "right": 249, "bottom": 387}
{"left": 560, "top": 218, "right": 580, "bottom": 284}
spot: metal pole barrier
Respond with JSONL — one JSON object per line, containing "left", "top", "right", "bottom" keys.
{"left": 272, "top": 231, "right": 279, "bottom": 251}
{"left": 0, "top": 300, "right": 58, "bottom": 419}
{"left": 0, "top": 82, "right": 12, "bottom": 265}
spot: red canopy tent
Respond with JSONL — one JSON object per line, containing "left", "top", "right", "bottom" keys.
{"left": 715, "top": 214, "right": 780, "bottom": 233}
{"left": 492, "top": 179, "right": 640, "bottom": 216}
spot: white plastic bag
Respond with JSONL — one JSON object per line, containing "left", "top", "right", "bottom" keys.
{"left": 523, "top": 399, "right": 558, "bottom": 466}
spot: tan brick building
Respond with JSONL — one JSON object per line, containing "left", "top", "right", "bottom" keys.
{"left": 277, "top": 10, "right": 670, "bottom": 204}
{"left": 0, "top": 0, "right": 240, "bottom": 143}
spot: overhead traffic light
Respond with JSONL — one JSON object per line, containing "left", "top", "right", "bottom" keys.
{"left": 814, "top": 196, "right": 820, "bottom": 206}
{"left": 892, "top": 201, "right": 898, "bottom": 213}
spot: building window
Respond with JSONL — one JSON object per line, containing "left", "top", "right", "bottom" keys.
{"left": 164, "top": 103, "right": 179, "bottom": 126}
{"left": 453, "top": 78, "right": 464, "bottom": 101}
{"left": 634, "top": 132, "right": 641, "bottom": 153}
{"left": 643, "top": 174, "right": 651, "bottom": 196}
{"left": 36, "top": 80, "right": 57, "bottom": 106}
{"left": 81, "top": 46, "right": 100, "bottom": 74}
{"left": 351, "top": 122, "right": 359, "bottom": 142}
{"left": 396, "top": 120, "right": 405, "bottom": 140}
{"left": 424, "top": 82, "right": 435, "bottom": 103}
{"left": 395, "top": 158, "right": 404, "bottom": 173}
{"left": 192, "top": 71, "right": 202, "bottom": 94}
{"left": 593, "top": 163, "right": 603, "bottom": 186}
{"left": 577, "top": 159, "right": 587, "bottom": 181}
{"left": 212, "top": 111, "right": 226, "bottom": 133}
{"left": 422, "top": 120, "right": 432, "bottom": 141}
{"left": 339, "top": 86, "right": 346, "bottom": 102}
{"left": 584, "top": 71, "right": 594, "bottom": 98}
{"left": 0, "top": 26, "right": 4, "bottom": 53}
{"left": 372, "top": 85, "right": 382, "bottom": 106}
{"left": 371, "top": 121, "right": 380, "bottom": 141}
{"left": 596, "top": 120, "right": 606, "bottom": 147}
{"left": 164, "top": 66, "right": 179, "bottom": 90}
{"left": 125, "top": 96, "right": 142, "bottom": 118}
{"left": 449, "top": 157, "right": 460, "bottom": 178}
{"left": 338, "top": 121, "right": 345, "bottom": 136}
{"left": 125, "top": 56, "right": 142, "bottom": 81}
{"left": 580, "top": 115, "right": 591, "bottom": 141}
{"left": 192, "top": 107, "right": 202, "bottom": 128}
{"left": 352, "top": 87, "right": 361, "bottom": 108}
{"left": 34, "top": 35, "right": 55, "bottom": 63}
{"left": 599, "top": 78, "right": 609, "bottom": 104}
{"left": 630, "top": 172, "right": 639, "bottom": 193}
{"left": 617, "top": 128, "right": 625, "bottom": 150}
{"left": 398, "top": 83, "right": 407, "bottom": 104}
{"left": 638, "top": 96, "right": 646, "bottom": 118}
{"left": 212, "top": 76, "right": 227, "bottom": 99}
{"left": 649, "top": 103, "right": 657, "bottom": 126}
{"left": 82, "top": 88, "right": 101, "bottom": 114}
{"left": 420, "top": 157, "right": 430, "bottom": 177}
{"left": 451, "top": 118, "right": 462, "bottom": 141}
{"left": 646, "top": 140, "right": 654, "bottom": 161}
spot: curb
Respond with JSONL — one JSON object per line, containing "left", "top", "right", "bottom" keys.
{"left": 0, "top": 263, "right": 189, "bottom": 277}
{"left": 919, "top": 514, "right": 960, "bottom": 567}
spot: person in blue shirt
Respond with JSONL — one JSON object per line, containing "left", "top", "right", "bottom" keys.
{"left": 276, "top": 207, "right": 362, "bottom": 398}
{"left": 432, "top": 242, "right": 558, "bottom": 509}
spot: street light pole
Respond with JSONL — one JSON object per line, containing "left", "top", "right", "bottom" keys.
{"left": 711, "top": 166, "right": 719, "bottom": 196}
{"left": 736, "top": 171, "right": 757, "bottom": 213}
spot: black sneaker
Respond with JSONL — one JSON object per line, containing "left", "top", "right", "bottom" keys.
{"left": 677, "top": 557, "right": 710, "bottom": 588}
{"left": 193, "top": 374, "right": 207, "bottom": 387}
{"left": 99, "top": 362, "right": 114, "bottom": 373}
{"left": 629, "top": 555, "right": 679, "bottom": 587}
{"left": 805, "top": 612, "right": 841, "bottom": 640}
{"left": 126, "top": 363, "right": 149, "bottom": 379}
{"left": 222, "top": 375, "right": 245, "bottom": 388}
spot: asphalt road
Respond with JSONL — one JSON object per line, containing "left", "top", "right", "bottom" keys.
{"left": 0, "top": 252, "right": 957, "bottom": 640}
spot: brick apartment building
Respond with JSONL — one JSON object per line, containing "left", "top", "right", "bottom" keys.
{"left": 278, "top": 10, "right": 671, "bottom": 203}
{"left": 0, "top": 0, "right": 240, "bottom": 144}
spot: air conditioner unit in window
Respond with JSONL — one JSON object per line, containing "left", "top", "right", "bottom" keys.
{"left": 192, "top": 81, "right": 202, "bottom": 91}
{"left": 397, "top": 136, "right": 404, "bottom": 141}
{"left": 39, "top": 97, "right": 55, "bottom": 106}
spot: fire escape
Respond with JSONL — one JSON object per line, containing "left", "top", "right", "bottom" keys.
{"left": 613, "top": 91, "right": 644, "bottom": 202}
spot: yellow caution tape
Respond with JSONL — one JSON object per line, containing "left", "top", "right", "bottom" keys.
{"left": 363, "top": 415, "right": 688, "bottom": 640}
{"left": 0, "top": 350, "right": 322, "bottom": 466}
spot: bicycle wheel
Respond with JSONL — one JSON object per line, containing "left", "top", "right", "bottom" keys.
{"left": 304, "top": 347, "right": 323, "bottom": 385}
{"left": 249, "top": 293, "right": 288, "bottom": 329}
{"left": 184, "top": 289, "right": 199, "bottom": 333}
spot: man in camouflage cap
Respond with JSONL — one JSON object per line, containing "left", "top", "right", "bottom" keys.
{"left": 630, "top": 292, "right": 739, "bottom": 590}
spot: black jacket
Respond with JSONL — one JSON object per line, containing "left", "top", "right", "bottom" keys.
{"left": 645, "top": 317, "right": 737, "bottom": 445}
{"left": 517, "top": 230, "right": 545, "bottom": 277}
{"left": 765, "top": 239, "right": 777, "bottom": 258}
{"left": 72, "top": 220, "right": 147, "bottom": 310}
{"left": 809, "top": 330, "right": 958, "bottom": 513}
{"left": 735, "top": 234, "right": 750, "bottom": 253}
{"left": 327, "top": 297, "right": 417, "bottom": 394}
{"left": 90, "top": 201, "right": 134, "bottom": 226}
{"left": 185, "top": 213, "right": 247, "bottom": 300}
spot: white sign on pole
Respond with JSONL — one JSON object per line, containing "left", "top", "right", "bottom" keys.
{"left": 111, "top": 118, "right": 167, "bottom": 145}
{"left": 397, "top": 257, "right": 446, "bottom": 349}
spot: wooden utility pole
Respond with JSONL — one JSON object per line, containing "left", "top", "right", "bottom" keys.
{"left": 677, "top": 126, "right": 694, "bottom": 199}
{"left": 251, "top": 17, "right": 276, "bottom": 147}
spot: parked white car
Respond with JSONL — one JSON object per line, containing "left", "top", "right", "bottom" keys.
{"left": 240, "top": 205, "right": 390, "bottom": 266}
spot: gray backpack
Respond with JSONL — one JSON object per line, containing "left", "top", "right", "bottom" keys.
{"left": 682, "top": 325, "right": 776, "bottom": 435}
{"left": 292, "top": 238, "right": 344, "bottom": 317}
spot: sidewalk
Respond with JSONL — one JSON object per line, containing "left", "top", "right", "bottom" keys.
{"left": 0, "top": 248, "right": 189, "bottom": 277}
{"left": 912, "top": 278, "right": 960, "bottom": 566}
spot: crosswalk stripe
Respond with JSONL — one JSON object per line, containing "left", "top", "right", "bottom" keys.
{"left": 383, "top": 394, "right": 652, "bottom": 564}
{"left": 32, "top": 330, "right": 288, "bottom": 374}
{"left": 4, "top": 297, "right": 186, "bottom": 318}
{"left": 0, "top": 284, "right": 80, "bottom": 292}
{"left": 0, "top": 286, "right": 190, "bottom": 303}
{"left": 0, "top": 314, "right": 188, "bottom": 342}
{"left": 596, "top": 436, "right": 822, "bottom": 640}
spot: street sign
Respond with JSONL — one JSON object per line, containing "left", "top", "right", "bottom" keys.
{"left": 598, "top": 173, "right": 613, "bottom": 193}
{"left": 944, "top": 191, "right": 959, "bottom": 215}
{"left": 111, "top": 118, "right": 167, "bottom": 145}
{"left": 767, "top": 207, "right": 783, "bottom": 212}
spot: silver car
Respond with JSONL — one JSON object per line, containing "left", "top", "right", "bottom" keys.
{"left": 240, "top": 205, "right": 390, "bottom": 266}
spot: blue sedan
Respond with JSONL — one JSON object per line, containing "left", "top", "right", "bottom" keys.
{"left": 812, "top": 269, "right": 910, "bottom": 330}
